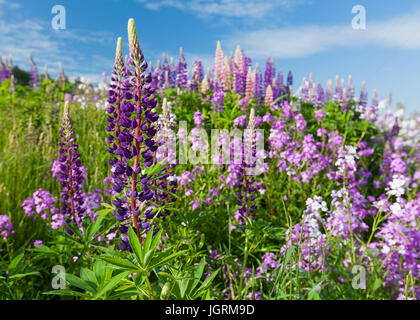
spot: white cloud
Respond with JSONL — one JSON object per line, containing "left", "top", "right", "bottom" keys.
{"left": 0, "top": 0, "right": 21, "bottom": 9}
{"left": 0, "top": 0, "right": 20, "bottom": 18}
{"left": 0, "top": 16, "right": 114, "bottom": 80}
{"left": 136, "top": 0, "right": 302, "bottom": 19}
{"left": 223, "top": 10, "right": 420, "bottom": 59}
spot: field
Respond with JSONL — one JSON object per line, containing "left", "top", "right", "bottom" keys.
{"left": 0, "top": 18, "right": 419, "bottom": 300}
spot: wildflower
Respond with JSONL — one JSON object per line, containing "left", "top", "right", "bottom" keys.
{"left": 264, "top": 85, "right": 273, "bottom": 106}
{"left": 264, "top": 57, "right": 275, "bottom": 90}
{"left": 386, "top": 174, "right": 408, "bottom": 198}
{"left": 189, "top": 198, "right": 201, "bottom": 210}
{"left": 29, "top": 55, "right": 39, "bottom": 90}
{"left": 106, "top": 19, "right": 176, "bottom": 249}
{"left": 175, "top": 47, "right": 188, "bottom": 89}
{"left": 214, "top": 40, "right": 224, "bottom": 86}
{"left": 229, "top": 108, "right": 259, "bottom": 227}
{"left": 54, "top": 98, "right": 87, "bottom": 227}
{"left": 0, "top": 215, "right": 14, "bottom": 240}
{"left": 22, "top": 189, "right": 59, "bottom": 220}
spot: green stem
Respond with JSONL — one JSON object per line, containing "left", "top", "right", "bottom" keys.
{"left": 144, "top": 275, "right": 155, "bottom": 300}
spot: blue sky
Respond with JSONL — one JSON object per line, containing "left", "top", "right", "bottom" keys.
{"left": 1, "top": 0, "right": 420, "bottom": 114}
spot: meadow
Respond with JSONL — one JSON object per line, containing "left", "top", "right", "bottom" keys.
{"left": 0, "top": 18, "right": 418, "bottom": 300}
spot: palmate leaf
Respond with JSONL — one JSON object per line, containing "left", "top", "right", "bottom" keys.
{"left": 97, "top": 255, "right": 139, "bottom": 272}
{"left": 150, "top": 229, "right": 163, "bottom": 252}
{"left": 66, "top": 273, "right": 96, "bottom": 293}
{"left": 94, "top": 260, "right": 107, "bottom": 285}
{"left": 93, "top": 270, "right": 131, "bottom": 299}
{"left": 143, "top": 249, "right": 156, "bottom": 269}
{"left": 143, "top": 227, "right": 155, "bottom": 254}
{"left": 128, "top": 226, "right": 143, "bottom": 266}
{"left": 80, "top": 267, "right": 99, "bottom": 290}
{"left": 148, "top": 250, "right": 186, "bottom": 270}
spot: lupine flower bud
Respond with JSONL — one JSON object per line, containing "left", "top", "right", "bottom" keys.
{"left": 325, "top": 79, "right": 333, "bottom": 100}
{"left": 372, "top": 89, "right": 378, "bottom": 108}
{"left": 215, "top": 40, "right": 224, "bottom": 86}
{"left": 128, "top": 19, "right": 141, "bottom": 62}
{"left": 245, "top": 67, "right": 253, "bottom": 100}
{"left": 44, "top": 64, "right": 49, "bottom": 81}
{"left": 264, "top": 85, "right": 273, "bottom": 106}
{"left": 201, "top": 74, "right": 209, "bottom": 93}
{"left": 115, "top": 37, "right": 123, "bottom": 67}
{"left": 222, "top": 56, "right": 232, "bottom": 90}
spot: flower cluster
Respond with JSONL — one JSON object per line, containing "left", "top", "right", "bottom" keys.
{"left": 53, "top": 97, "right": 87, "bottom": 227}
{"left": 21, "top": 189, "right": 61, "bottom": 226}
{"left": 0, "top": 215, "right": 14, "bottom": 240}
{"left": 106, "top": 19, "right": 176, "bottom": 249}
{"left": 0, "top": 55, "right": 12, "bottom": 84}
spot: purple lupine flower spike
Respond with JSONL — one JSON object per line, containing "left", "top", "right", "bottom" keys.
{"left": 0, "top": 55, "right": 6, "bottom": 83}
{"left": 233, "top": 45, "right": 245, "bottom": 95}
{"left": 231, "top": 108, "right": 258, "bottom": 228}
{"left": 29, "top": 55, "right": 39, "bottom": 90}
{"left": 190, "top": 60, "right": 203, "bottom": 92}
{"left": 6, "top": 55, "right": 13, "bottom": 80}
{"left": 53, "top": 98, "right": 87, "bottom": 227}
{"left": 359, "top": 80, "right": 368, "bottom": 107}
{"left": 175, "top": 47, "right": 188, "bottom": 89}
{"left": 106, "top": 19, "right": 172, "bottom": 248}
{"left": 106, "top": 36, "right": 129, "bottom": 232}
{"left": 169, "top": 57, "right": 176, "bottom": 87}
{"left": 286, "top": 71, "right": 293, "bottom": 97}
{"left": 1, "top": 55, "right": 12, "bottom": 83}
{"left": 162, "top": 53, "right": 170, "bottom": 88}
{"left": 264, "top": 57, "right": 275, "bottom": 91}
{"left": 58, "top": 63, "right": 67, "bottom": 88}
{"left": 276, "top": 69, "right": 284, "bottom": 98}
{"left": 316, "top": 83, "right": 325, "bottom": 106}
